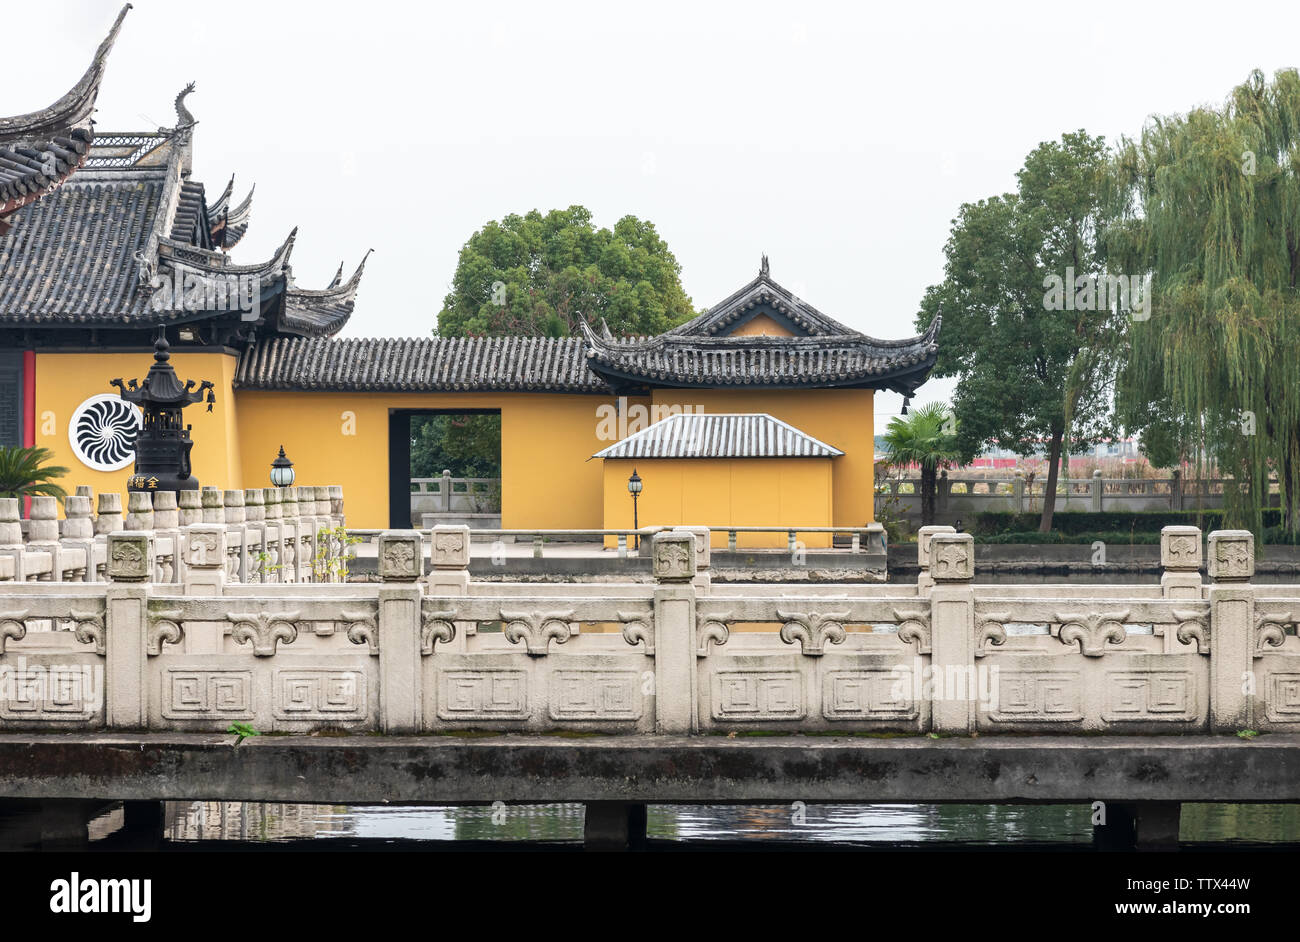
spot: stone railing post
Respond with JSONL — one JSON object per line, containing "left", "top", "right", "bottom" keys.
{"left": 29, "top": 496, "right": 62, "bottom": 581}
{"left": 928, "top": 532, "right": 976, "bottom": 734}
{"left": 441, "top": 469, "right": 453, "bottom": 513}
{"left": 105, "top": 532, "right": 152, "bottom": 729}
{"left": 95, "top": 493, "right": 124, "bottom": 536}
{"left": 1091, "top": 470, "right": 1103, "bottom": 512}
{"left": 1159, "top": 526, "right": 1202, "bottom": 600}
{"left": 0, "top": 497, "right": 25, "bottom": 581}
{"left": 1012, "top": 470, "right": 1025, "bottom": 513}
{"left": 182, "top": 524, "right": 226, "bottom": 596}
{"left": 223, "top": 490, "right": 246, "bottom": 583}
{"left": 1207, "top": 530, "right": 1255, "bottom": 733}
{"left": 328, "top": 485, "right": 344, "bottom": 526}
{"left": 916, "top": 525, "right": 955, "bottom": 595}
{"left": 152, "top": 491, "right": 179, "bottom": 529}
{"left": 242, "top": 489, "right": 265, "bottom": 583}
{"left": 673, "top": 526, "right": 711, "bottom": 593}
{"left": 178, "top": 489, "right": 202, "bottom": 527}
{"left": 125, "top": 492, "right": 154, "bottom": 532}
{"left": 651, "top": 531, "right": 696, "bottom": 734}
{"left": 938, "top": 469, "right": 950, "bottom": 514}
{"left": 262, "top": 488, "right": 282, "bottom": 583}
{"left": 1171, "top": 469, "right": 1183, "bottom": 511}
{"left": 378, "top": 531, "right": 424, "bottom": 733}
{"left": 63, "top": 495, "right": 96, "bottom": 582}
{"left": 428, "top": 525, "right": 470, "bottom": 652}
{"left": 201, "top": 486, "right": 223, "bottom": 524}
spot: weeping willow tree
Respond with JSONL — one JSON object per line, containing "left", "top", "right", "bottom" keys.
{"left": 1108, "top": 69, "right": 1300, "bottom": 536}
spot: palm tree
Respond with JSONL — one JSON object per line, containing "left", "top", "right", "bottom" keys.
{"left": 0, "top": 446, "right": 70, "bottom": 503}
{"left": 882, "top": 403, "right": 960, "bottom": 527}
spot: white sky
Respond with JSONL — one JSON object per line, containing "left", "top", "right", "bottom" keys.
{"left": 23, "top": 0, "right": 1300, "bottom": 418}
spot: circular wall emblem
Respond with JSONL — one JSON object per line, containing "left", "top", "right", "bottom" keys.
{"left": 68, "top": 394, "right": 143, "bottom": 472}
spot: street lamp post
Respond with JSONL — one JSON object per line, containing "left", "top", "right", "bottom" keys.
{"left": 270, "top": 445, "right": 296, "bottom": 488}
{"left": 627, "top": 468, "right": 642, "bottom": 550}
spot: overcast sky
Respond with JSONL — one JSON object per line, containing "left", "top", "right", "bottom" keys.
{"left": 25, "top": 0, "right": 1300, "bottom": 417}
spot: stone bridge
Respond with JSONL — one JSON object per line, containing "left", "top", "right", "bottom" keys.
{"left": 1, "top": 508, "right": 1298, "bottom": 849}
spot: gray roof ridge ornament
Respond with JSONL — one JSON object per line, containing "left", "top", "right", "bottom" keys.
{"left": 600, "top": 317, "right": 614, "bottom": 341}
{"left": 328, "top": 261, "right": 345, "bottom": 289}
{"left": 172, "top": 82, "right": 198, "bottom": 131}
{"left": 0, "top": 3, "right": 132, "bottom": 141}
{"left": 760, "top": 253, "right": 769, "bottom": 278}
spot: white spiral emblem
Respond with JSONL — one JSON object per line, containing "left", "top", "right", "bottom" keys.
{"left": 68, "top": 394, "right": 143, "bottom": 472}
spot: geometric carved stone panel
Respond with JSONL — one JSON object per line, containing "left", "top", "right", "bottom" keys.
{"left": 273, "top": 670, "right": 367, "bottom": 721}
{"left": 1265, "top": 672, "right": 1300, "bottom": 723}
{"left": 162, "top": 670, "right": 253, "bottom": 719}
{"left": 986, "top": 671, "right": 1081, "bottom": 722}
{"left": 711, "top": 671, "right": 805, "bottom": 721}
{"left": 0, "top": 666, "right": 99, "bottom": 720}
{"left": 437, "top": 669, "right": 529, "bottom": 720}
{"left": 549, "top": 670, "right": 642, "bottom": 721}
{"left": 1102, "top": 671, "right": 1196, "bottom": 722}
{"left": 822, "top": 669, "right": 918, "bottom": 721}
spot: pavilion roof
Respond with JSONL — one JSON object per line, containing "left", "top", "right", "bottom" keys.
{"left": 592, "top": 412, "right": 843, "bottom": 459}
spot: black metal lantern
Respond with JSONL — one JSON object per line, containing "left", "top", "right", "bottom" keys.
{"left": 627, "top": 468, "right": 642, "bottom": 548}
{"left": 270, "top": 445, "right": 295, "bottom": 488}
{"left": 111, "top": 329, "right": 215, "bottom": 493}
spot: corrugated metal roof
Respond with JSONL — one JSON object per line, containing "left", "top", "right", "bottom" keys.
{"left": 592, "top": 412, "right": 843, "bottom": 459}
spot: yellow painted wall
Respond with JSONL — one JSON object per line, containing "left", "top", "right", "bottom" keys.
{"left": 234, "top": 391, "right": 629, "bottom": 530}
{"left": 33, "top": 350, "right": 242, "bottom": 509}
{"left": 649, "top": 388, "right": 875, "bottom": 526}
{"left": 729, "top": 314, "right": 795, "bottom": 337}
{"left": 601, "top": 456, "right": 834, "bottom": 548}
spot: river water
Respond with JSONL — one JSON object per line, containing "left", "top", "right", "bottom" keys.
{"left": 143, "top": 801, "right": 1300, "bottom": 848}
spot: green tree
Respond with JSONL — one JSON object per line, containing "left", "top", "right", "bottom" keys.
{"left": 917, "top": 131, "right": 1125, "bottom": 532}
{"left": 1107, "top": 69, "right": 1300, "bottom": 535}
{"left": 410, "top": 414, "right": 501, "bottom": 479}
{"left": 437, "top": 206, "right": 698, "bottom": 337}
{"left": 0, "top": 446, "right": 69, "bottom": 501}
{"left": 881, "top": 403, "right": 960, "bottom": 527}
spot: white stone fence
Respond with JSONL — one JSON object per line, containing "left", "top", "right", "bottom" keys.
{"left": 0, "top": 484, "right": 346, "bottom": 585}
{"left": 0, "top": 521, "right": 1294, "bottom": 736}
{"left": 410, "top": 473, "right": 499, "bottom": 515}
{"left": 876, "top": 470, "right": 1276, "bottom": 518}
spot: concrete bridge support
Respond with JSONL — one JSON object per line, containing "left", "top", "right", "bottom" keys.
{"left": 583, "top": 802, "right": 648, "bottom": 851}
{"left": 1093, "top": 801, "right": 1182, "bottom": 852}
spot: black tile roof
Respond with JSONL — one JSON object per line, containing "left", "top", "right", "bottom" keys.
{"left": 0, "top": 5, "right": 130, "bottom": 232}
{"left": 0, "top": 72, "right": 363, "bottom": 338}
{"left": 235, "top": 336, "right": 607, "bottom": 392}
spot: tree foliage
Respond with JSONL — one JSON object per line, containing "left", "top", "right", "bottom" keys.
{"left": 0, "top": 446, "right": 68, "bottom": 501}
{"left": 410, "top": 414, "right": 501, "bottom": 480}
{"left": 881, "top": 402, "right": 960, "bottom": 526}
{"left": 1107, "top": 68, "right": 1300, "bottom": 534}
{"left": 917, "top": 131, "right": 1125, "bottom": 531}
{"left": 437, "top": 206, "right": 697, "bottom": 338}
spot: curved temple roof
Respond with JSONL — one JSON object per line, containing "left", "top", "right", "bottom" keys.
{"left": 235, "top": 260, "right": 941, "bottom": 397}
{"left": 579, "top": 259, "right": 941, "bottom": 396}
{"left": 0, "top": 4, "right": 131, "bottom": 232}
{"left": 0, "top": 62, "right": 364, "bottom": 341}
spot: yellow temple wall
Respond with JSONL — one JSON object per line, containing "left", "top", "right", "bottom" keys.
{"left": 32, "top": 350, "right": 242, "bottom": 508}
{"left": 648, "top": 388, "right": 875, "bottom": 527}
{"left": 233, "top": 390, "right": 635, "bottom": 530}
{"left": 600, "top": 456, "right": 834, "bottom": 548}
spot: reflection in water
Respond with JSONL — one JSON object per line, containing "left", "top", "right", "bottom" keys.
{"left": 155, "top": 800, "right": 1300, "bottom": 845}
{"left": 159, "top": 801, "right": 1094, "bottom": 845}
